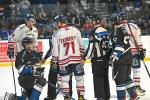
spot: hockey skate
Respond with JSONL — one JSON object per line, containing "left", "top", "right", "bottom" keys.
{"left": 44, "top": 97, "right": 56, "bottom": 100}
{"left": 135, "top": 85, "right": 145, "bottom": 96}
{"left": 64, "top": 95, "right": 69, "bottom": 100}
{"left": 96, "top": 98, "right": 105, "bottom": 100}
{"left": 129, "top": 93, "right": 140, "bottom": 100}
{"left": 78, "top": 94, "right": 86, "bottom": 100}
{"left": 4, "top": 92, "right": 16, "bottom": 100}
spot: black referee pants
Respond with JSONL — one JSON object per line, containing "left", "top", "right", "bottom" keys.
{"left": 91, "top": 60, "right": 110, "bottom": 100}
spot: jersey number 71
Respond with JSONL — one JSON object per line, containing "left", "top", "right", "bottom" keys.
{"left": 63, "top": 41, "right": 75, "bottom": 55}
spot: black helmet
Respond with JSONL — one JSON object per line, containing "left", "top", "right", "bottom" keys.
{"left": 25, "top": 14, "right": 36, "bottom": 23}
{"left": 22, "top": 36, "right": 34, "bottom": 47}
{"left": 91, "top": 14, "right": 102, "bottom": 24}
{"left": 118, "top": 12, "right": 128, "bottom": 21}
{"left": 110, "top": 13, "right": 120, "bottom": 25}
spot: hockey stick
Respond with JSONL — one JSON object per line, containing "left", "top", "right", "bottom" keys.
{"left": 47, "top": 81, "right": 76, "bottom": 100}
{"left": 127, "top": 23, "right": 150, "bottom": 78}
{"left": 10, "top": 57, "right": 17, "bottom": 96}
{"left": 4, "top": 57, "right": 17, "bottom": 100}
{"left": 142, "top": 60, "right": 150, "bottom": 78}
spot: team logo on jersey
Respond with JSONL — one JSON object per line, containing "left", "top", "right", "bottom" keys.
{"left": 113, "top": 37, "right": 117, "bottom": 43}
{"left": 99, "top": 38, "right": 109, "bottom": 51}
{"left": 60, "top": 66, "right": 66, "bottom": 72}
{"left": 89, "top": 36, "right": 93, "bottom": 41}
{"left": 76, "top": 64, "right": 84, "bottom": 73}
{"left": 11, "top": 34, "right": 15, "bottom": 37}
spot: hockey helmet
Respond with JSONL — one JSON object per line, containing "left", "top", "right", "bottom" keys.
{"left": 118, "top": 12, "right": 128, "bottom": 21}
{"left": 54, "top": 15, "right": 68, "bottom": 24}
{"left": 110, "top": 13, "right": 120, "bottom": 25}
{"left": 25, "top": 13, "right": 36, "bottom": 23}
{"left": 91, "top": 14, "right": 102, "bottom": 24}
{"left": 22, "top": 36, "right": 35, "bottom": 48}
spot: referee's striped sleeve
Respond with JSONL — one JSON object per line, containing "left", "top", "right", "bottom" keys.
{"left": 83, "top": 37, "right": 94, "bottom": 60}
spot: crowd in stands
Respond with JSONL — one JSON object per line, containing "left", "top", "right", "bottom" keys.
{"left": 0, "top": 0, "right": 150, "bottom": 40}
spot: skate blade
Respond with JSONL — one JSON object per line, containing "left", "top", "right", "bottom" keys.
{"left": 137, "top": 92, "right": 145, "bottom": 96}
{"left": 4, "top": 92, "right": 16, "bottom": 100}
{"left": 136, "top": 96, "right": 140, "bottom": 100}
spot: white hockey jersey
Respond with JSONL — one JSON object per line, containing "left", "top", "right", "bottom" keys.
{"left": 120, "top": 23, "right": 143, "bottom": 53}
{"left": 8, "top": 24, "right": 38, "bottom": 52}
{"left": 52, "top": 26, "right": 85, "bottom": 67}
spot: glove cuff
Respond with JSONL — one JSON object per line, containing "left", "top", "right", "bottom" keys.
{"left": 18, "top": 65, "right": 25, "bottom": 74}
{"left": 8, "top": 42, "right": 15, "bottom": 48}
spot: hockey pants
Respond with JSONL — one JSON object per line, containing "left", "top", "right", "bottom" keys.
{"left": 47, "top": 65, "right": 72, "bottom": 98}
{"left": 114, "top": 63, "right": 136, "bottom": 100}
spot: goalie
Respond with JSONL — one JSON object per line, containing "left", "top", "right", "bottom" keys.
{"left": 15, "top": 36, "right": 46, "bottom": 100}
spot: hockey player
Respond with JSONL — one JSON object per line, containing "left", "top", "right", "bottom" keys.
{"left": 7, "top": 13, "right": 38, "bottom": 59}
{"left": 15, "top": 36, "right": 46, "bottom": 100}
{"left": 41, "top": 15, "right": 72, "bottom": 100}
{"left": 83, "top": 15, "right": 111, "bottom": 100}
{"left": 51, "top": 15, "right": 85, "bottom": 100}
{"left": 118, "top": 12, "right": 146, "bottom": 96}
{"left": 110, "top": 13, "right": 139, "bottom": 100}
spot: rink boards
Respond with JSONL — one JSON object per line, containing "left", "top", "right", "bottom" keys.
{"left": 0, "top": 36, "right": 150, "bottom": 67}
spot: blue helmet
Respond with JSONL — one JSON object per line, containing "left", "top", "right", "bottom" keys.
{"left": 54, "top": 15, "right": 68, "bottom": 23}
{"left": 118, "top": 12, "right": 128, "bottom": 21}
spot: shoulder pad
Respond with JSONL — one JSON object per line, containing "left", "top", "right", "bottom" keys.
{"left": 129, "top": 23, "right": 138, "bottom": 30}
{"left": 32, "top": 27, "right": 38, "bottom": 33}
{"left": 52, "top": 29, "right": 60, "bottom": 37}
{"left": 17, "top": 24, "right": 26, "bottom": 31}
{"left": 32, "top": 26, "right": 37, "bottom": 30}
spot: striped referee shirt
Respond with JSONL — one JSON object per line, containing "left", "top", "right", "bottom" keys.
{"left": 84, "top": 26, "right": 110, "bottom": 60}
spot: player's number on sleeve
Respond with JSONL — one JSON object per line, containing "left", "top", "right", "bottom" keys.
{"left": 63, "top": 41, "right": 75, "bottom": 55}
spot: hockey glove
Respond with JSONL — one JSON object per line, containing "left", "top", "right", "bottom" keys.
{"left": 7, "top": 46, "right": 14, "bottom": 59}
{"left": 19, "top": 66, "right": 33, "bottom": 75}
{"left": 35, "top": 76, "right": 47, "bottom": 87}
{"left": 112, "top": 50, "right": 123, "bottom": 61}
{"left": 30, "top": 77, "right": 47, "bottom": 100}
{"left": 34, "top": 67, "right": 45, "bottom": 76}
{"left": 139, "top": 48, "right": 146, "bottom": 60}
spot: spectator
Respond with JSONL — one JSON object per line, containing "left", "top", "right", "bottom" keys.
{"left": 0, "top": 30, "right": 2, "bottom": 40}
{"left": 82, "top": 19, "right": 92, "bottom": 37}
{"left": 0, "top": 36, "right": 2, "bottom": 40}
{"left": 38, "top": 8, "right": 48, "bottom": 24}
{"left": 72, "top": 13, "right": 86, "bottom": 28}
{"left": 18, "top": 0, "right": 31, "bottom": 18}
{"left": 38, "top": 26, "right": 45, "bottom": 39}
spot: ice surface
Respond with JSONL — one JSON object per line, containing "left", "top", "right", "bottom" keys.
{"left": 0, "top": 62, "right": 150, "bottom": 100}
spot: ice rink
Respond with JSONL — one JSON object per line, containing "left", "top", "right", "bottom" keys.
{"left": 0, "top": 62, "right": 150, "bottom": 100}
